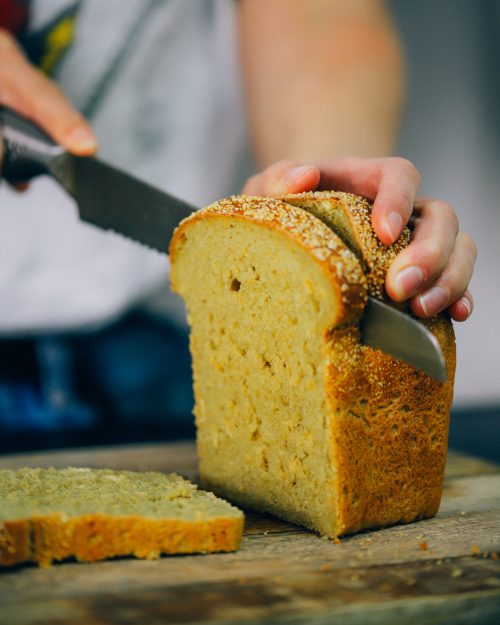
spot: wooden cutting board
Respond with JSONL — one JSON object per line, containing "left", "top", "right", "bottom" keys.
{"left": 0, "top": 442, "right": 499, "bottom": 625}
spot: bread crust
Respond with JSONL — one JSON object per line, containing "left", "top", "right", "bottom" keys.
{"left": 170, "top": 195, "right": 368, "bottom": 327}
{"left": 170, "top": 191, "right": 456, "bottom": 538}
{"left": 327, "top": 315, "right": 455, "bottom": 535}
{"left": 280, "top": 191, "right": 456, "bottom": 534}
{"left": 0, "top": 520, "right": 31, "bottom": 567}
{"left": 0, "top": 513, "right": 243, "bottom": 568}
{"left": 0, "top": 468, "right": 244, "bottom": 567}
{"left": 280, "top": 191, "right": 411, "bottom": 300}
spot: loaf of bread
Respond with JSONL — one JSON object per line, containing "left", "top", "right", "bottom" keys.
{"left": 169, "top": 191, "right": 455, "bottom": 538}
{"left": 0, "top": 467, "right": 244, "bottom": 567}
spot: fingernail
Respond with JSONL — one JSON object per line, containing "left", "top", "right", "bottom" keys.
{"left": 282, "top": 165, "right": 315, "bottom": 188}
{"left": 418, "top": 286, "right": 449, "bottom": 316}
{"left": 385, "top": 211, "right": 404, "bottom": 242}
{"left": 394, "top": 266, "right": 425, "bottom": 299}
{"left": 67, "top": 127, "right": 98, "bottom": 153}
{"left": 457, "top": 296, "right": 472, "bottom": 317}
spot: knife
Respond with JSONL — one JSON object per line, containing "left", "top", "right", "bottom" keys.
{"left": 0, "top": 107, "right": 447, "bottom": 381}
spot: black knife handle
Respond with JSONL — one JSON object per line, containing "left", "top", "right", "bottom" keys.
{"left": 0, "top": 106, "right": 69, "bottom": 184}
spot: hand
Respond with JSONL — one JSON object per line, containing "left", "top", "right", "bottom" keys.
{"left": 242, "top": 157, "right": 476, "bottom": 321}
{"left": 0, "top": 29, "right": 97, "bottom": 157}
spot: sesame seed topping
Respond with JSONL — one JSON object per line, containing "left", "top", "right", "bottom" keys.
{"left": 172, "top": 194, "right": 369, "bottom": 324}
{"left": 280, "top": 191, "right": 411, "bottom": 300}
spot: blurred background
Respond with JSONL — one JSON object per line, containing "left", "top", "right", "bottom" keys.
{"left": 0, "top": 0, "right": 498, "bottom": 461}
{"left": 389, "top": 0, "right": 500, "bottom": 461}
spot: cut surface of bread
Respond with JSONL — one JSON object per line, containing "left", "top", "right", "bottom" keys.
{"left": 170, "top": 192, "right": 455, "bottom": 538}
{"left": 0, "top": 467, "right": 244, "bottom": 567}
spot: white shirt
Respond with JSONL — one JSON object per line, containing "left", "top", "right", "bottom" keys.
{"left": 0, "top": 0, "right": 251, "bottom": 333}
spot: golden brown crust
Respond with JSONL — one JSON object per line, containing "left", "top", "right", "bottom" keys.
{"left": 280, "top": 191, "right": 411, "bottom": 301}
{"left": 171, "top": 191, "right": 456, "bottom": 539}
{"left": 0, "top": 467, "right": 244, "bottom": 567}
{"left": 326, "top": 313, "right": 455, "bottom": 535}
{"left": 279, "top": 191, "right": 456, "bottom": 535}
{"left": 0, "top": 514, "right": 243, "bottom": 568}
{"left": 170, "top": 195, "right": 368, "bottom": 326}
{"left": 0, "top": 520, "right": 31, "bottom": 567}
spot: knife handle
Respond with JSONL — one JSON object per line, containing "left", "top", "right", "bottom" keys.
{"left": 0, "top": 106, "right": 68, "bottom": 184}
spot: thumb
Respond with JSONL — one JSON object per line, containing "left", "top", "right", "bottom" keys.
{"left": 243, "top": 160, "right": 321, "bottom": 196}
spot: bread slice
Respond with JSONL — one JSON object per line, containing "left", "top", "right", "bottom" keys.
{"left": 169, "top": 192, "right": 455, "bottom": 538}
{"left": 279, "top": 191, "right": 411, "bottom": 300}
{"left": 0, "top": 467, "right": 244, "bottom": 567}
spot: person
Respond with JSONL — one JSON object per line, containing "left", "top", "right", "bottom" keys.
{"left": 0, "top": 1, "right": 476, "bottom": 445}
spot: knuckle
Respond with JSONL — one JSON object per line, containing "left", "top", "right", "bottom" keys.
{"left": 437, "top": 201, "right": 459, "bottom": 232}
{"left": 262, "top": 160, "right": 298, "bottom": 190}
{"left": 262, "top": 167, "right": 279, "bottom": 188}
{"left": 433, "top": 198, "right": 452, "bottom": 214}
{"left": 460, "top": 232, "right": 478, "bottom": 260}
{"left": 243, "top": 174, "right": 259, "bottom": 194}
{"left": 273, "top": 159, "right": 297, "bottom": 170}
{"left": 435, "top": 199, "right": 454, "bottom": 216}
{"left": 441, "top": 257, "right": 473, "bottom": 299}
{"left": 420, "top": 239, "right": 445, "bottom": 276}
{"left": 265, "top": 160, "right": 297, "bottom": 180}
{"left": 446, "top": 271, "right": 470, "bottom": 300}
{"left": 394, "top": 157, "right": 420, "bottom": 185}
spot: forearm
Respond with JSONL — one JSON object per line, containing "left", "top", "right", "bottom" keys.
{"left": 238, "top": 0, "right": 406, "bottom": 167}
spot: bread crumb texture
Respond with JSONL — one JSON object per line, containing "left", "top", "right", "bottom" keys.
{"left": 170, "top": 192, "right": 455, "bottom": 538}
{"left": 0, "top": 468, "right": 243, "bottom": 567}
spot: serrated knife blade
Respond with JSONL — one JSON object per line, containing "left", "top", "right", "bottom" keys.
{"left": 0, "top": 106, "right": 447, "bottom": 381}
{"left": 71, "top": 158, "right": 447, "bottom": 381}
{"left": 71, "top": 157, "right": 197, "bottom": 254}
{"left": 360, "top": 298, "right": 447, "bottom": 382}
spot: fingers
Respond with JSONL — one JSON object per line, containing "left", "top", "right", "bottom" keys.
{"left": 370, "top": 159, "right": 420, "bottom": 245}
{"left": 386, "top": 199, "right": 476, "bottom": 318}
{"left": 410, "top": 232, "right": 476, "bottom": 320}
{"left": 386, "top": 199, "right": 458, "bottom": 301}
{"left": 0, "top": 29, "right": 97, "bottom": 155}
{"left": 242, "top": 160, "right": 321, "bottom": 195}
{"left": 448, "top": 290, "right": 474, "bottom": 322}
{"left": 318, "top": 156, "right": 420, "bottom": 245}
{"left": 243, "top": 157, "right": 420, "bottom": 242}
{"left": 243, "top": 156, "right": 477, "bottom": 321}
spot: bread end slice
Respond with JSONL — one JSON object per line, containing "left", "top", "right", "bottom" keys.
{"left": 170, "top": 195, "right": 368, "bottom": 327}
{"left": 0, "top": 468, "right": 244, "bottom": 567}
{"left": 280, "top": 190, "right": 411, "bottom": 300}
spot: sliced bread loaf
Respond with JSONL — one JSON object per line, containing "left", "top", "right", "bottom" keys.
{"left": 0, "top": 467, "right": 244, "bottom": 567}
{"left": 169, "top": 192, "right": 455, "bottom": 538}
{"left": 279, "top": 190, "right": 411, "bottom": 300}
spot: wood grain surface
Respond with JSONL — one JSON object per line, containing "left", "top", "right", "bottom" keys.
{"left": 0, "top": 443, "right": 499, "bottom": 625}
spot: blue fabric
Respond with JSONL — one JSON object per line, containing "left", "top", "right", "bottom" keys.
{"left": 0, "top": 312, "right": 194, "bottom": 436}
